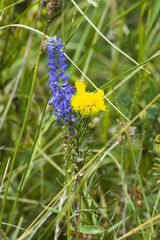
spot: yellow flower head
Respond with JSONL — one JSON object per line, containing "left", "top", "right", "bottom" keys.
{"left": 75, "top": 81, "right": 86, "bottom": 93}
{"left": 155, "top": 134, "right": 160, "bottom": 143}
{"left": 71, "top": 81, "right": 106, "bottom": 117}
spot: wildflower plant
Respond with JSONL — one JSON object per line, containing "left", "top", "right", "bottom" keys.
{"left": 46, "top": 36, "right": 106, "bottom": 239}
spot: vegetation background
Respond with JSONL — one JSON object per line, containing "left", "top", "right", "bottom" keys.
{"left": 0, "top": 0, "right": 160, "bottom": 239}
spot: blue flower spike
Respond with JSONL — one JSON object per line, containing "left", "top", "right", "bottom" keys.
{"left": 46, "top": 36, "right": 75, "bottom": 126}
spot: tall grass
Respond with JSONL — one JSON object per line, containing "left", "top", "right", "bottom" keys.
{"left": 0, "top": 0, "right": 160, "bottom": 239}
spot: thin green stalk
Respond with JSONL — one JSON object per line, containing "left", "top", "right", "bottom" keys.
{"left": 63, "top": 135, "right": 74, "bottom": 240}
{"left": 0, "top": 49, "right": 42, "bottom": 236}
{"left": 6, "top": 98, "right": 48, "bottom": 235}
{"left": 116, "top": 213, "right": 160, "bottom": 240}
{"left": 66, "top": 162, "right": 72, "bottom": 240}
{"left": 70, "top": 0, "right": 150, "bottom": 74}
{"left": 0, "top": 0, "right": 24, "bottom": 13}
{"left": 80, "top": 1, "right": 110, "bottom": 78}
{"left": 0, "top": 41, "right": 41, "bottom": 228}
{"left": 126, "top": 132, "right": 154, "bottom": 238}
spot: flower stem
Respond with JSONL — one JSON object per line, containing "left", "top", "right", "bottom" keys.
{"left": 63, "top": 134, "right": 75, "bottom": 240}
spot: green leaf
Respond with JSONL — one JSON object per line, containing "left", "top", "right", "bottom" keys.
{"left": 79, "top": 225, "right": 105, "bottom": 235}
{"left": 41, "top": 204, "right": 59, "bottom": 214}
{"left": 146, "top": 0, "right": 160, "bottom": 35}
{"left": 42, "top": 114, "right": 56, "bottom": 130}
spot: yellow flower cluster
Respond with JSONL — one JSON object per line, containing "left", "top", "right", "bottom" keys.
{"left": 71, "top": 81, "right": 106, "bottom": 117}
{"left": 155, "top": 134, "right": 160, "bottom": 143}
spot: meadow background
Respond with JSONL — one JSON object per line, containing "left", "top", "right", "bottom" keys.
{"left": 0, "top": 0, "right": 160, "bottom": 239}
